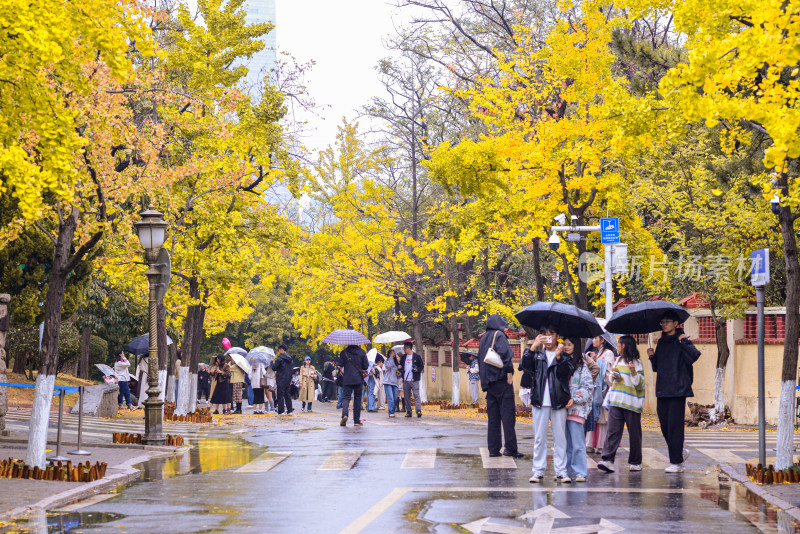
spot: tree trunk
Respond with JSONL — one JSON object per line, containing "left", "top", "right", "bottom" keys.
{"left": 27, "top": 207, "right": 79, "bottom": 468}
{"left": 79, "top": 326, "right": 91, "bottom": 380}
{"left": 532, "top": 238, "right": 545, "bottom": 301}
{"left": 411, "top": 303, "right": 426, "bottom": 403}
{"left": 776, "top": 190, "right": 800, "bottom": 470}
{"left": 13, "top": 350, "right": 26, "bottom": 374}
{"left": 451, "top": 318, "right": 460, "bottom": 405}
{"left": 711, "top": 310, "right": 730, "bottom": 424}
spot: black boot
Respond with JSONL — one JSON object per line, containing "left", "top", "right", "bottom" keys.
{"left": 234, "top": 402, "right": 242, "bottom": 414}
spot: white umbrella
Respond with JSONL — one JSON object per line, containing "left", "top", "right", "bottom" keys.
{"left": 95, "top": 364, "right": 114, "bottom": 377}
{"left": 367, "top": 348, "right": 379, "bottom": 363}
{"left": 374, "top": 331, "right": 412, "bottom": 344}
{"left": 228, "top": 352, "right": 252, "bottom": 375}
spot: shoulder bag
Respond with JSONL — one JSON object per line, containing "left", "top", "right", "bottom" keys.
{"left": 484, "top": 331, "right": 505, "bottom": 368}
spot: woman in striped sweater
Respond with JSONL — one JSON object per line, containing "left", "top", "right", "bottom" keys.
{"left": 597, "top": 336, "right": 646, "bottom": 473}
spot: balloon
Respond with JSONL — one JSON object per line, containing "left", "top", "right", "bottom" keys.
{"left": 222, "top": 337, "right": 231, "bottom": 351}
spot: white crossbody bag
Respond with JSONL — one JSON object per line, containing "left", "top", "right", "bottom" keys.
{"left": 484, "top": 331, "right": 505, "bottom": 368}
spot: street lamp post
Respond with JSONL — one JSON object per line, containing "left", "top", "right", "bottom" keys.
{"left": 134, "top": 205, "right": 168, "bottom": 446}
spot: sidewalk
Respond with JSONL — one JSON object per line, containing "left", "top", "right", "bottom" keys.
{"left": 719, "top": 461, "right": 800, "bottom": 524}
{"left": 0, "top": 432, "right": 187, "bottom": 524}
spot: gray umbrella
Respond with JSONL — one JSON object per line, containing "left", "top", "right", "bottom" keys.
{"left": 247, "top": 346, "right": 274, "bottom": 366}
{"left": 322, "top": 329, "right": 371, "bottom": 346}
{"left": 124, "top": 333, "right": 174, "bottom": 356}
{"left": 224, "top": 347, "right": 248, "bottom": 357}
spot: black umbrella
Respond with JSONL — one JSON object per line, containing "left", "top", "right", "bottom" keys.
{"left": 605, "top": 301, "right": 690, "bottom": 335}
{"left": 515, "top": 302, "right": 604, "bottom": 338}
{"left": 460, "top": 352, "right": 477, "bottom": 365}
{"left": 124, "top": 333, "right": 174, "bottom": 356}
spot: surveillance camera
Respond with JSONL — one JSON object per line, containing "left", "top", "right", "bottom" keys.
{"left": 771, "top": 193, "right": 781, "bottom": 216}
{"left": 570, "top": 215, "right": 578, "bottom": 225}
{"left": 548, "top": 231, "right": 561, "bottom": 251}
{"left": 553, "top": 213, "right": 566, "bottom": 226}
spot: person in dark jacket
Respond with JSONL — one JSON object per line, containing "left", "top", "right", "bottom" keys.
{"left": 522, "top": 326, "right": 575, "bottom": 483}
{"left": 478, "top": 315, "right": 524, "bottom": 459}
{"left": 647, "top": 310, "right": 701, "bottom": 472}
{"left": 321, "top": 361, "right": 335, "bottom": 402}
{"left": 271, "top": 344, "right": 295, "bottom": 415}
{"left": 338, "top": 345, "right": 369, "bottom": 426}
{"left": 401, "top": 342, "right": 425, "bottom": 418}
{"left": 197, "top": 363, "right": 211, "bottom": 401}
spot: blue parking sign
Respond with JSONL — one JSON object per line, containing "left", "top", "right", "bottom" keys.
{"left": 600, "top": 217, "right": 620, "bottom": 244}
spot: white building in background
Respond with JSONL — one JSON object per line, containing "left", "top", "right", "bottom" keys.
{"left": 241, "top": 0, "right": 277, "bottom": 98}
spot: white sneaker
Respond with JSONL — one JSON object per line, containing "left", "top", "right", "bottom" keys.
{"left": 629, "top": 464, "right": 642, "bottom": 471}
{"left": 665, "top": 463, "right": 684, "bottom": 473}
{"left": 529, "top": 475, "right": 542, "bottom": 483}
{"left": 597, "top": 460, "right": 615, "bottom": 473}
{"left": 575, "top": 475, "right": 586, "bottom": 482}
{"left": 557, "top": 475, "right": 572, "bottom": 483}
{"left": 683, "top": 448, "right": 691, "bottom": 461}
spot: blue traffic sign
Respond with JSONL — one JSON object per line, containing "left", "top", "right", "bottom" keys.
{"left": 600, "top": 217, "right": 620, "bottom": 244}
{"left": 750, "top": 248, "right": 770, "bottom": 286}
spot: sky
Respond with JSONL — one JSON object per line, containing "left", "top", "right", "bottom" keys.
{"left": 275, "top": 0, "right": 409, "bottom": 155}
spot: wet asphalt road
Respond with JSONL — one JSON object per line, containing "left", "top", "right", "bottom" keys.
{"left": 6, "top": 401, "right": 799, "bottom": 534}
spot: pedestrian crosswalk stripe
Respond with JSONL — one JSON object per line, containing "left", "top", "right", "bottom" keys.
{"left": 480, "top": 447, "right": 516, "bottom": 469}
{"left": 319, "top": 450, "right": 364, "bottom": 470}
{"left": 402, "top": 448, "right": 436, "bottom": 469}
{"left": 641, "top": 448, "right": 670, "bottom": 470}
{"left": 236, "top": 451, "right": 292, "bottom": 473}
{"left": 696, "top": 448, "right": 746, "bottom": 464}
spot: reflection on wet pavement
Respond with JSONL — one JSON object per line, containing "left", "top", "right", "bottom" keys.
{"left": 2, "top": 407, "right": 798, "bottom": 534}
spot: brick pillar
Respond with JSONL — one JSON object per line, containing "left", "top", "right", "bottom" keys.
{"left": 0, "top": 294, "right": 9, "bottom": 433}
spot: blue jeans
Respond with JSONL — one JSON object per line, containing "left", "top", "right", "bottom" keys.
{"left": 384, "top": 385, "right": 398, "bottom": 415}
{"left": 367, "top": 376, "right": 376, "bottom": 411}
{"left": 336, "top": 386, "right": 344, "bottom": 409}
{"left": 565, "top": 419, "right": 588, "bottom": 478}
{"left": 118, "top": 381, "right": 132, "bottom": 407}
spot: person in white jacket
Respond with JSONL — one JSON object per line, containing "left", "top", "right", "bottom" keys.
{"left": 372, "top": 355, "right": 386, "bottom": 410}
{"left": 114, "top": 350, "right": 136, "bottom": 410}
{"left": 135, "top": 355, "right": 149, "bottom": 408}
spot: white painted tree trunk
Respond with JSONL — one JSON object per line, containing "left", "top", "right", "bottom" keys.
{"left": 175, "top": 366, "right": 191, "bottom": 415}
{"left": 157, "top": 370, "right": 167, "bottom": 402}
{"left": 26, "top": 374, "right": 55, "bottom": 468}
{"left": 165, "top": 373, "right": 175, "bottom": 403}
{"left": 710, "top": 367, "right": 725, "bottom": 423}
{"left": 775, "top": 380, "right": 796, "bottom": 470}
{"left": 188, "top": 372, "right": 198, "bottom": 413}
{"left": 419, "top": 368, "right": 427, "bottom": 403}
{"left": 452, "top": 369, "right": 460, "bottom": 405}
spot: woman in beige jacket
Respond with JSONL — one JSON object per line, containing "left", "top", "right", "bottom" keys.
{"left": 299, "top": 357, "right": 317, "bottom": 412}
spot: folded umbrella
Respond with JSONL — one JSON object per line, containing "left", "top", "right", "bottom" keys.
{"left": 515, "top": 302, "right": 604, "bottom": 338}
{"left": 124, "top": 333, "right": 174, "bottom": 356}
{"left": 322, "top": 329, "right": 371, "bottom": 346}
{"left": 605, "top": 301, "right": 690, "bottom": 335}
{"left": 460, "top": 352, "right": 477, "bottom": 365}
{"left": 373, "top": 331, "right": 412, "bottom": 344}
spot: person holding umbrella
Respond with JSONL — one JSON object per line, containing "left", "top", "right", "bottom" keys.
{"left": 271, "top": 345, "right": 295, "bottom": 415}
{"left": 383, "top": 349, "right": 400, "bottom": 417}
{"left": 563, "top": 338, "right": 598, "bottom": 482}
{"left": 648, "top": 310, "right": 701, "bottom": 473}
{"left": 209, "top": 355, "right": 232, "bottom": 414}
{"left": 338, "top": 344, "right": 369, "bottom": 426}
{"left": 229, "top": 354, "right": 247, "bottom": 414}
{"left": 523, "top": 327, "right": 575, "bottom": 483}
{"left": 585, "top": 335, "right": 616, "bottom": 454}
{"left": 478, "top": 315, "right": 524, "bottom": 459}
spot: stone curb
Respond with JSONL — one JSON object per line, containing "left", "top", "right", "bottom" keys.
{"left": 0, "top": 446, "right": 189, "bottom": 524}
{"left": 718, "top": 462, "right": 800, "bottom": 524}
{"left": 0, "top": 436, "right": 187, "bottom": 453}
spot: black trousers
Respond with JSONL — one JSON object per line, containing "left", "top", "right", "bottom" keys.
{"left": 602, "top": 406, "right": 642, "bottom": 465}
{"left": 197, "top": 384, "right": 210, "bottom": 400}
{"left": 323, "top": 381, "right": 335, "bottom": 401}
{"left": 276, "top": 383, "right": 293, "bottom": 414}
{"left": 341, "top": 385, "right": 363, "bottom": 423}
{"left": 657, "top": 396, "right": 686, "bottom": 464}
{"left": 486, "top": 380, "right": 518, "bottom": 455}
